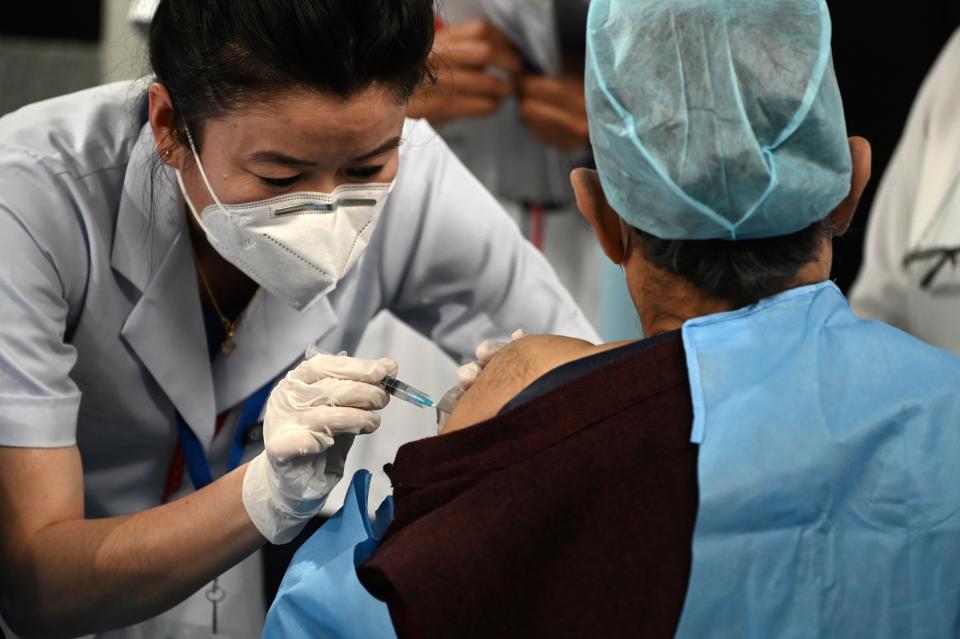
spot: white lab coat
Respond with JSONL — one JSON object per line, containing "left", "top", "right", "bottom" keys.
{"left": 128, "top": 0, "right": 159, "bottom": 26}
{"left": 850, "top": 29, "right": 960, "bottom": 354}
{"left": 0, "top": 81, "right": 595, "bottom": 637}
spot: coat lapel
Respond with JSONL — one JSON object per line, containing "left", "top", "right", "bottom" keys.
{"left": 112, "top": 124, "right": 217, "bottom": 449}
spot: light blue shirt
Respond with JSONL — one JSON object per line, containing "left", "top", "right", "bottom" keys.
{"left": 678, "top": 282, "right": 960, "bottom": 637}
{"left": 0, "top": 80, "right": 597, "bottom": 521}
{"left": 263, "top": 471, "right": 396, "bottom": 639}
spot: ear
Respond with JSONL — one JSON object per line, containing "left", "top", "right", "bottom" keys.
{"left": 148, "top": 82, "right": 183, "bottom": 168}
{"left": 571, "top": 168, "right": 627, "bottom": 264}
{"left": 827, "top": 136, "right": 872, "bottom": 236}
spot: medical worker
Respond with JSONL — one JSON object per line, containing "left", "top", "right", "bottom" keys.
{"left": 851, "top": 28, "right": 960, "bottom": 353}
{"left": 0, "top": 1, "right": 595, "bottom": 637}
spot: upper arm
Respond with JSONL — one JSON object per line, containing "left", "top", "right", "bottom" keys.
{"left": 0, "top": 151, "right": 87, "bottom": 590}
{"left": 0, "top": 151, "right": 84, "bottom": 448}
{"left": 441, "top": 334, "right": 600, "bottom": 433}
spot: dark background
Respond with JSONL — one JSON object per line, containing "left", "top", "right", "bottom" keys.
{"left": 827, "top": 1, "right": 960, "bottom": 291}
{"left": 0, "top": 2, "right": 103, "bottom": 41}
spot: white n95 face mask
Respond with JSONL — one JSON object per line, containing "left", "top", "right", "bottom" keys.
{"left": 175, "top": 131, "right": 395, "bottom": 311}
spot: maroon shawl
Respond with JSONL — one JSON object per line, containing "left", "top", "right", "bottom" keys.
{"left": 358, "top": 332, "right": 699, "bottom": 639}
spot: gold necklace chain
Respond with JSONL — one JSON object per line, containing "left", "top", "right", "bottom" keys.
{"left": 193, "top": 253, "right": 259, "bottom": 356}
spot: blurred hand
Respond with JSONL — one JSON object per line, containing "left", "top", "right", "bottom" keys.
{"left": 408, "top": 20, "right": 523, "bottom": 128}
{"left": 518, "top": 74, "right": 590, "bottom": 152}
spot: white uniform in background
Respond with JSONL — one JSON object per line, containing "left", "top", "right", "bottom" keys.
{"left": 437, "top": 0, "right": 600, "bottom": 324}
{"left": 850, "top": 29, "right": 960, "bottom": 353}
{"left": 128, "top": 0, "right": 159, "bottom": 27}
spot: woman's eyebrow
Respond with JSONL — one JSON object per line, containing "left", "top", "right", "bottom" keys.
{"left": 350, "top": 137, "right": 402, "bottom": 163}
{"left": 247, "top": 151, "right": 318, "bottom": 166}
{"left": 247, "top": 137, "right": 402, "bottom": 166}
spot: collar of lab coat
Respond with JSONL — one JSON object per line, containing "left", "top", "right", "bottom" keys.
{"left": 110, "top": 124, "right": 339, "bottom": 449}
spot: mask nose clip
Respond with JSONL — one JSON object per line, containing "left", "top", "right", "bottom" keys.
{"left": 274, "top": 202, "right": 337, "bottom": 216}
{"left": 338, "top": 198, "right": 378, "bottom": 208}
{"left": 273, "top": 198, "right": 378, "bottom": 217}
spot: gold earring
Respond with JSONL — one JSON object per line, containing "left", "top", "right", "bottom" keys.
{"left": 161, "top": 148, "right": 173, "bottom": 161}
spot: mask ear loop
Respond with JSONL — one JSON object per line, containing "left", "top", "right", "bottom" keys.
{"left": 183, "top": 127, "right": 230, "bottom": 213}
{"left": 175, "top": 168, "right": 205, "bottom": 227}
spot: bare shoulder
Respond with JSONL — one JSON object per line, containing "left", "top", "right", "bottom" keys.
{"left": 442, "top": 335, "right": 629, "bottom": 434}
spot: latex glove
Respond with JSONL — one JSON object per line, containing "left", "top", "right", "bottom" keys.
{"left": 517, "top": 73, "right": 590, "bottom": 152}
{"left": 242, "top": 353, "right": 397, "bottom": 544}
{"left": 458, "top": 328, "right": 529, "bottom": 391}
{"left": 407, "top": 20, "right": 523, "bottom": 127}
{"left": 437, "top": 329, "right": 528, "bottom": 428}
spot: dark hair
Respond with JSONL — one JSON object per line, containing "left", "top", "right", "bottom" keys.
{"left": 635, "top": 220, "right": 832, "bottom": 308}
{"left": 149, "top": 0, "right": 436, "bottom": 149}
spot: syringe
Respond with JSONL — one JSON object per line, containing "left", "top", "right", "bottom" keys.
{"left": 304, "top": 344, "right": 435, "bottom": 409}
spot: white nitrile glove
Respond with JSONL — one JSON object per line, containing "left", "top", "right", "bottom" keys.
{"left": 436, "top": 329, "right": 528, "bottom": 428}
{"left": 242, "top": 353, "right": 397, "bottom": 544}
{"left": 457, "top": 328, "right": 529, "bottom": 391}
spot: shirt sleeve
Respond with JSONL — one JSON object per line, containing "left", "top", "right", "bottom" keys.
{"left": 0, "top": 147, "right": 84, "bottom": 447}
{"left": 380, "top": 121, "right": 599, "bottom": 363}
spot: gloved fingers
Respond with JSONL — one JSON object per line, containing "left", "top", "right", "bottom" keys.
{"left": 288, "top": 353, "right": 390, "bottom": 384}
{"left": 474, "top": 329, "right": 529, "bottom": 365}
{"left": 475, "top": 339, "right": 507, "bottom": 366}
{"left": 457, "top": 361, "right": 482, "bottom": 390}
{"left": 377, "top": 357, "right": 399, "bottom": 378}
{"left": 265, "top": 429, "right": 333, "bottom": 464}
{"left": 299, "top": 405, "right": 382, "bottom": 436}
{"left": 327, "top": 378, "right": 390, "bottom": 410}
{"left": 302, "top": 378, "right": 390, "bottom": 410}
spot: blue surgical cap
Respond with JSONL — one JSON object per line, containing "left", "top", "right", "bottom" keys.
{"left": 586, "top": 0, "right": 853, "bottom": 240}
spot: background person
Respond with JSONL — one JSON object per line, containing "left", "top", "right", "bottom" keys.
{"left": 850, "top": 29, "right": 960, "bottom": 353}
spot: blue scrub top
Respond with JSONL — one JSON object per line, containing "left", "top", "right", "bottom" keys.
{"left": 677, "top": 282, "right": 960, "bottom": 637}
{"left": 263, "top": 471, "right": 397, "bottom": 639}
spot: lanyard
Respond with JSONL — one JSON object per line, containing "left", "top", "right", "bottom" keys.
{"left": 176, "top": 382, "right": 274, "bottom": 491}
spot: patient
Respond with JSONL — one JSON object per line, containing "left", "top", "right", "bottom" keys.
{"left": 265, "top": 0, "right": 960, "bottom": 637}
